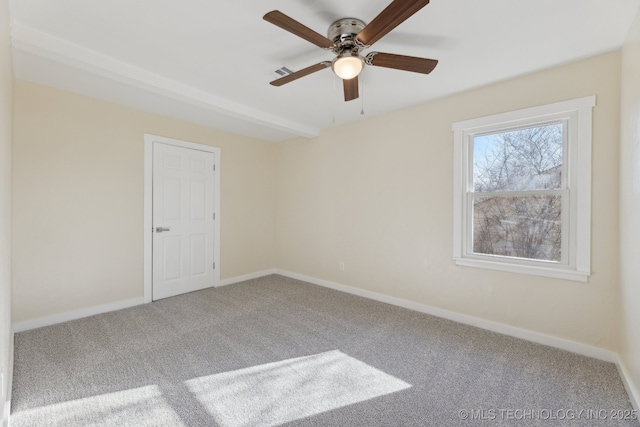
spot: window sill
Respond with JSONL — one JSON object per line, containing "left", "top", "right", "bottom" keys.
{"left": 454, "top": 257, "right": 589, "bottom": 282}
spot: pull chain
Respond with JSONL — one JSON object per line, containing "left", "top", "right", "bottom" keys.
{"left": 332, "top": 75, "right": 337, "bottom": 124}
{"left": 360, "top": 80, "right": 365, "bottom": 115}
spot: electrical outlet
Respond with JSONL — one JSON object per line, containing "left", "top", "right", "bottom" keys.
{"left": 339, "top": 262, "right": 345, "bottom": 271}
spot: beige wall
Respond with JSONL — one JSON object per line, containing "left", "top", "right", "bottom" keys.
{"left": 276, "top": 52, "right": 621, "bottom": 351}
{"left": 12, "top": 81, "right": 277, "bottom": 322}
{"left": 0, "top": 0, "right": 12, "bottom": 422}
{"left": 619, "top": 8, "right": 640, "bottom": 408}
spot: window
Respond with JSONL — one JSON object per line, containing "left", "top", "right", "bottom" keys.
{"left": 452, "top": 96, "right": 595, "bottom": 282}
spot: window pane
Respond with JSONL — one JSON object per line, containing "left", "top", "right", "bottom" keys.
{"left": 473, "top": 195, "right": 562, "bottom": 262}
{"left": 473, "top": 123, "right": 563, "bottom": 192}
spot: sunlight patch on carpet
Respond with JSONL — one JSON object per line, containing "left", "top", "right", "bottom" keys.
{"left": 185, "top": 350, "right": 411, "bottom": 427}
{"left": 11, "top": 385, "right": 185, "bottom": 427}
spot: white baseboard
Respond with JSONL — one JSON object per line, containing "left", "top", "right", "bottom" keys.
{"left": 12, "top": 297, "right": 146, "bottom": 333}
{"left": 12, "top": 270, "right": 278, "bottom": 333}
{"left": 275, "top": 269, "right": 617, "bottom": 363}
{"left": 616, "top": 356, "right": 640, "bottom": 412}
{"left": 217, "top": 269, "right": 277, "bottom": 287}
{"left": 2, "top": 327, "right": 13, "bottom": 427}
{"left": 10, "top": 270, "right": 623, "bottom": 363}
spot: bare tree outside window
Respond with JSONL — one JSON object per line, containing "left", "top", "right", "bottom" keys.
{"left": 472, "top": 123, "right": 564, "bottom": 262}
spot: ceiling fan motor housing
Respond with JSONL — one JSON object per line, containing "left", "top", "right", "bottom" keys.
{"left": 328, "top": 18, "right": 367, "bottom": 52}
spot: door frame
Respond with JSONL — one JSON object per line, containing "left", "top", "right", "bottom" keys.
{"left": 143, "top": 133, "right": 221, "bottom": 303}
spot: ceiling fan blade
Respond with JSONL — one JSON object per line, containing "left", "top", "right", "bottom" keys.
{"left": 343, "top": 76, "right": 359, "bottom": 102}
{"left": 264, "top": 10, "right": 335, "bottom": 49}
{"left": 356, "top": 0, "right": 430, "bottom": 47}
{"left": 366, "top": 52, "right": 438, "bottom": 74}
{"left": 270, "top": 62, "right": 332, "bottom": 87}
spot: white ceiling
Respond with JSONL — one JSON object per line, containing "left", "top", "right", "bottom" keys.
{"left": 8, "top": 0, "right": 640, "bottom": 142}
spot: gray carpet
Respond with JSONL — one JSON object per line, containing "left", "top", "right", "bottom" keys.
{"left": 10, "top": 275, "right": 639, "bottom": 426}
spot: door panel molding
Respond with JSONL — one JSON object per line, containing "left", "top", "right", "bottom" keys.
{"left": 144, "top": 134, "right": 220, "bottom": 303}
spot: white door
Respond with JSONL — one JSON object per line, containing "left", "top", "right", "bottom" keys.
{"left": 152, "top": 142, "right": 216, "bottom": 300}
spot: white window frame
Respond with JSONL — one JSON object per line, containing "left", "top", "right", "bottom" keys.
{"left": 452, "top": 96, "right": 595, "bottom": 282}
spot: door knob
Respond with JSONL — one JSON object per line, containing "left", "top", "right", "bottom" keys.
{"left": 155, "top": 227, "right": 171, "bottom": 233}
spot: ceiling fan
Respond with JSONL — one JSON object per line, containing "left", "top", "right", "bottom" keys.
{"left": 264, "top": 0, "right": 438, "bottom": 102}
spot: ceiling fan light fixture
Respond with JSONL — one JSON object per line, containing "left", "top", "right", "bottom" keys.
{"left": 332, "top": 54, "right": 364, "bottom": 80}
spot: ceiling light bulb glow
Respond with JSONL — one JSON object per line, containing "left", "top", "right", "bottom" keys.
{"left": 332, "top": 55, "right": 364, "bottom": 80}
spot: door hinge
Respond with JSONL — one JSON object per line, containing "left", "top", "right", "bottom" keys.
{"left": 213, "top": 262, "right": 216, "bottom": 269}
{"left": 213, "top": 164, "right": 216, "bottom": 171}
{"left": 213, "top": 213, "right": 215, "bottom": 220}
